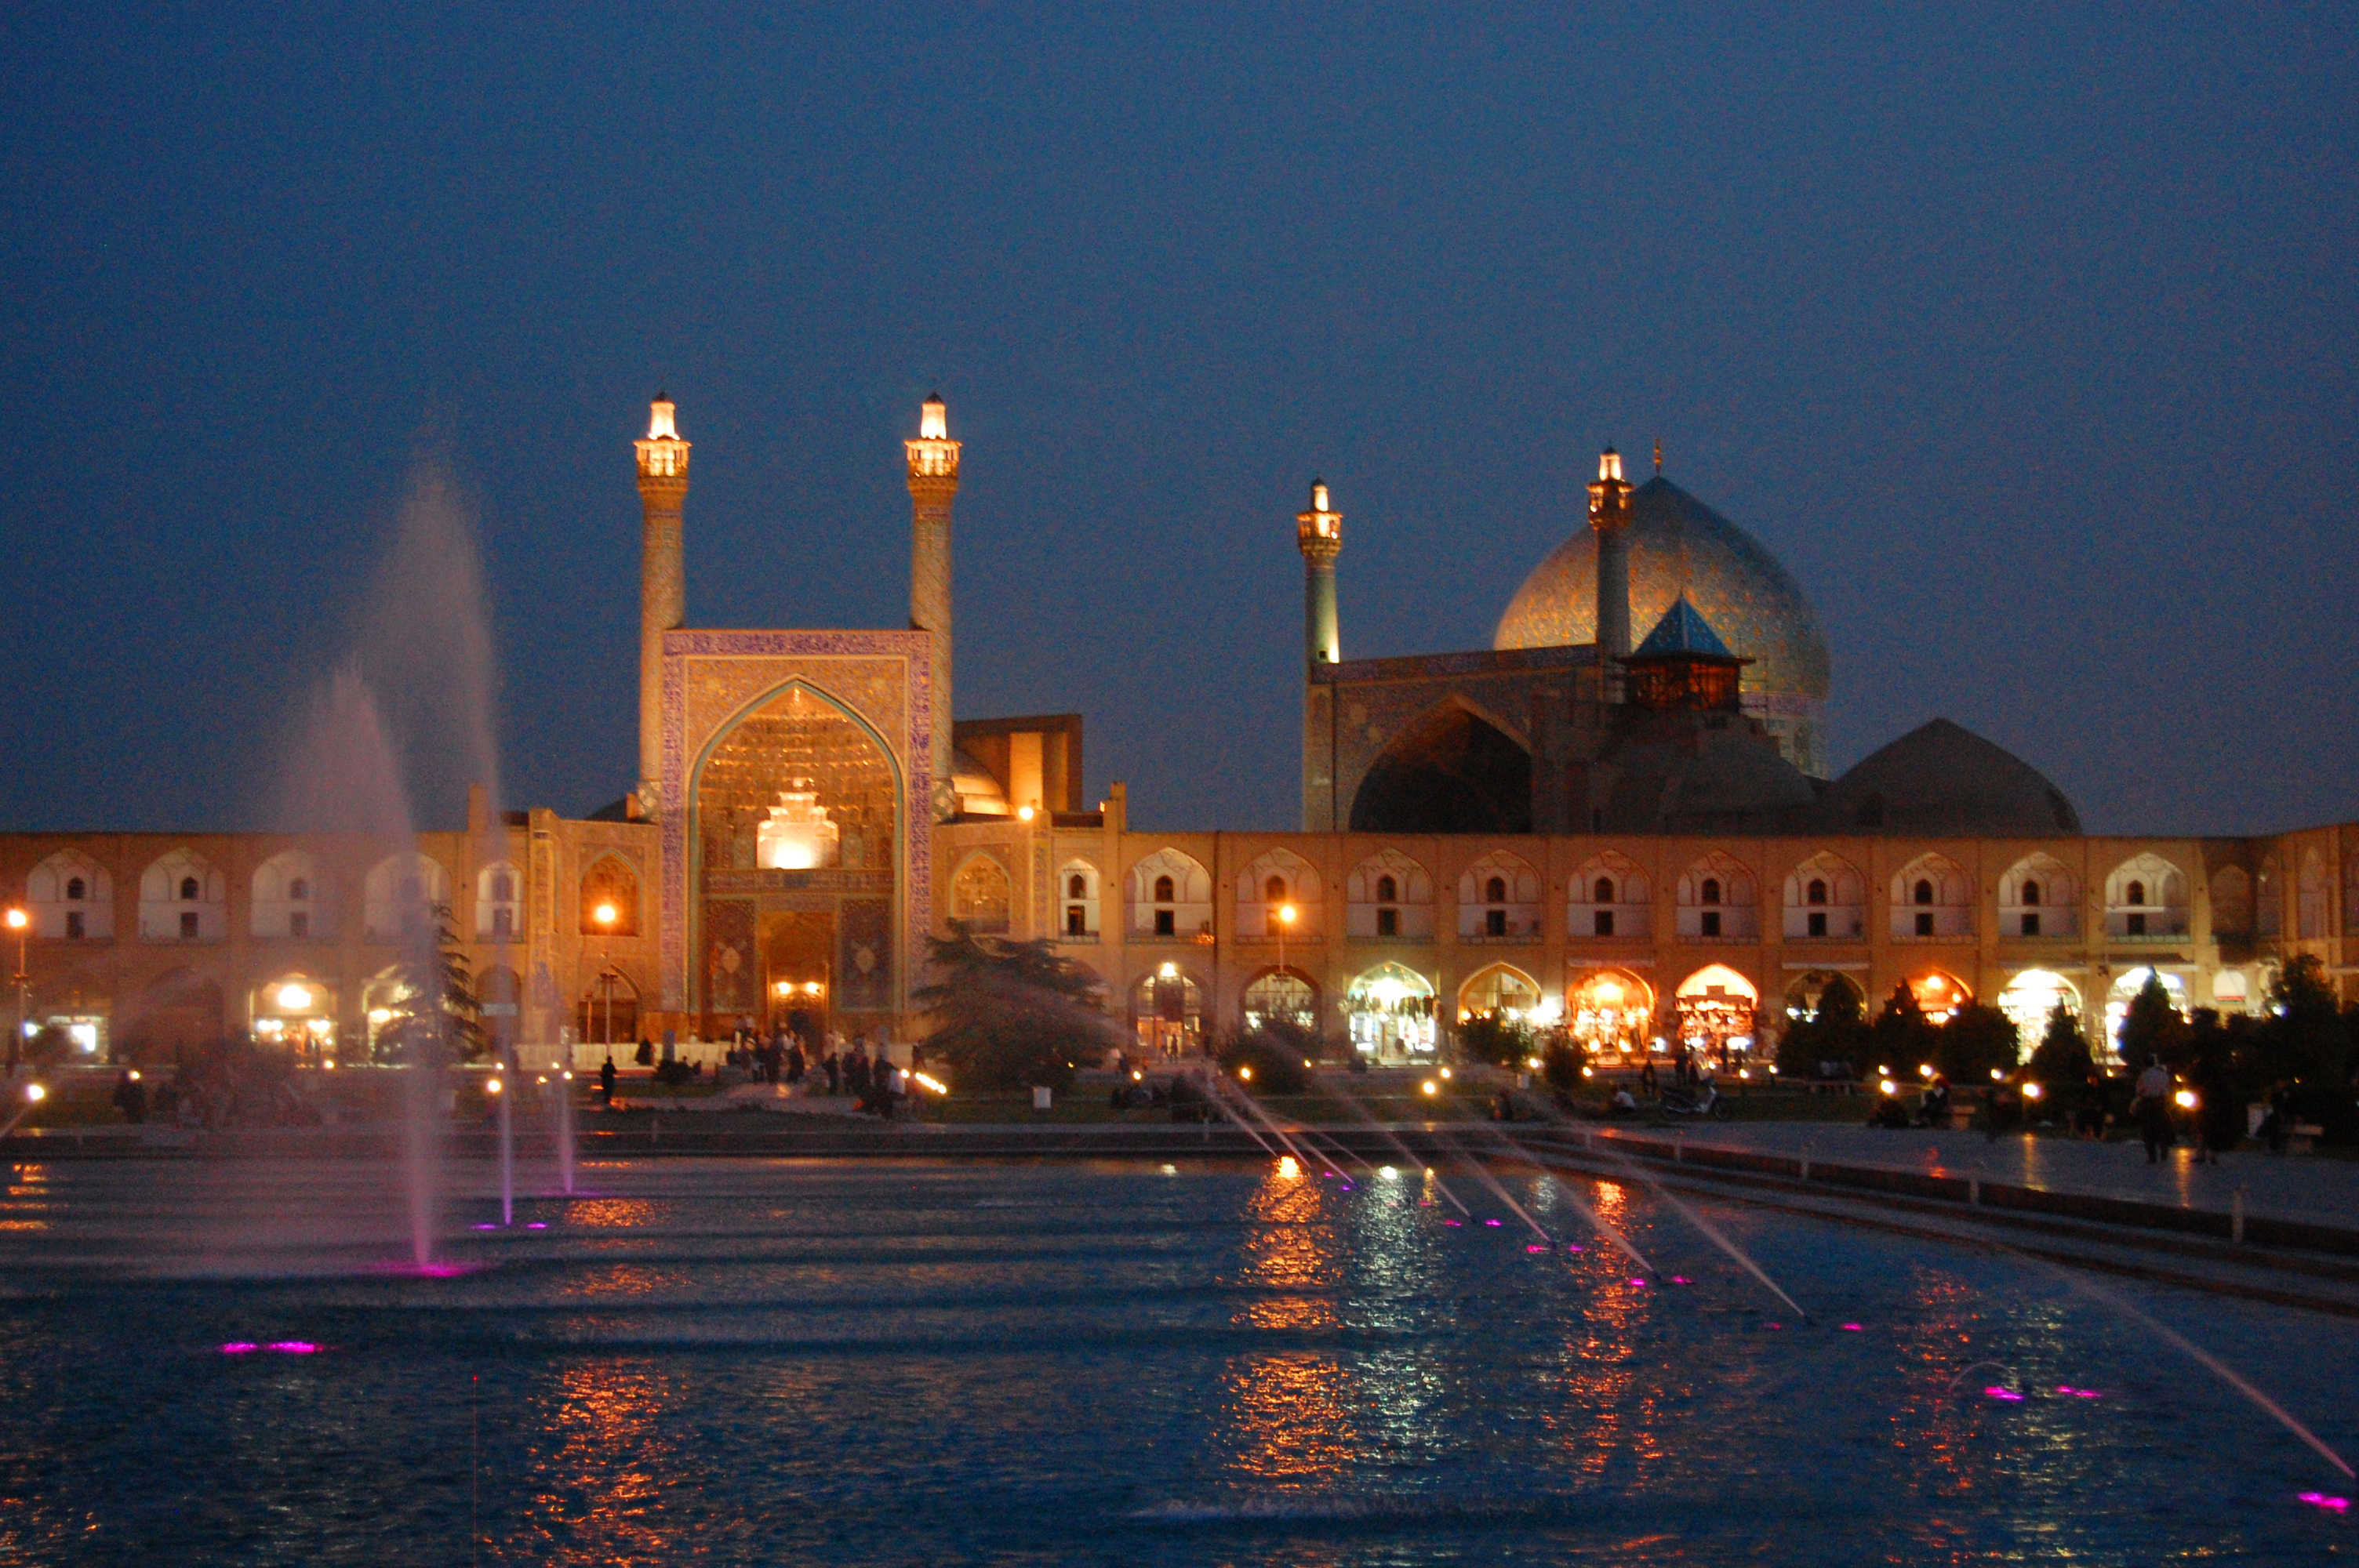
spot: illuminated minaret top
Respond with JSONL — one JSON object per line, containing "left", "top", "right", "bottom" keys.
{"left": 1587, "top": 445, "right": 1634, "bottom": 661}
{"left": 1296, "top": 478, "right": 1343, "bottom": 666}
{"left": 633, "top": 394, "right": 691, "bottom": 811}
{"left": 904, "top": 394, "right": 961, "bottom": 821}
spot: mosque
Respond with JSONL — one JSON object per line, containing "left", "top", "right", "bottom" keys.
{"left": 2, "top": 396, "right": 2354, "bottom": 1071}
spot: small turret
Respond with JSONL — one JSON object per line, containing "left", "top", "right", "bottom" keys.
{"left": 1296, "top": 478, "right": 1343, "bottom": 665}
{"left": 1587, "top": 445, "right": 1634, "bottom": 660}
{"left": 904, "top": 394, "right": 962, "bottom": 821}
{"left": 633, "top": 394, "right": 691, "bottom": 811}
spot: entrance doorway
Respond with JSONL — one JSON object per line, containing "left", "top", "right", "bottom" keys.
{"left": 761, "top": 911, "right": 834, "bottom": 1043}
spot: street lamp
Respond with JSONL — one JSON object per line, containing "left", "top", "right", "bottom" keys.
{"left": 3, "top": 907, "right": 25, "bottom": 1076}
{"left": 1276, "top": 902, "right": 1299, "bottom": 1027}
{"left": 593, "top": 902, "right": 619, "bottom": 1051}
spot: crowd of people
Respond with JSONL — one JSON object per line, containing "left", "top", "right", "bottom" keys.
{"left": 599, "top": 1024, "right": 914, "bottom": 1117}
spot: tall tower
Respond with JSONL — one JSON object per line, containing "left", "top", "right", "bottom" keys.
{"left": 904, "top": 394, "right": 961, "bottom": 822}
{"left": 634, "top": 394, "right": 690, "bottom": 811}
{"left": 1296, "top": 478, "right": 1343, "bottom": 666}
{"left": 1587, "top": 445, "right": 1634, "bottom": 661}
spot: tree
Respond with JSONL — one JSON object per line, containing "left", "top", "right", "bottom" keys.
{"left": 1218, "top": 1020, "right": 1316, "bottom": 1094}
{"left": 373, "top": 904, "right": 486, "bottom": 1066}
{"left": 1868, "top": 983, "right": 1936, "bottom": 1076}
{"left": 1456, "top": 1011, "right": 1533, "bottom": 1069}
{"left": 2026, "top": 1004, "right": 2095, "bottom": 1094}
{"left": 1935, "top": 1002, "right": 2019, "bottom": 1085}
{"left": 912, "top": 920, "right": 1114, "bottom": 1091}
{"left": 2115, "top": 971, "right": 2190, "bottom": 1070}
{"left": 1777, "top": 979, "right": 1870, "bottom": 1077}
{"left": 2256, "top": 954, "right": 2356, "bottom": 1142}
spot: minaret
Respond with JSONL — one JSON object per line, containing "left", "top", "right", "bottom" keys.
{"left": 1587, "top": 445, "right": 1634, "bottom": 660}
{"left": 1296, "top": 478, "right": 1343, "bottom": 666}
{"left": 904, "top": 394, "right": 961, "bottom": 822}
{"left": 633, "top": 394, "right": 690, "bottom": 812}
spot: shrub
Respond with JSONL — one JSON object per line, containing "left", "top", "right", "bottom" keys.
{"left": 1456, "top": 1011, "right": 1533, "bottom": 1069}
{"left": 1217, "top": 1023, "right": 1316, "bottom": 1095}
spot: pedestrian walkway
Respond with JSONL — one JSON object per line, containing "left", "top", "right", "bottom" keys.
{"left": 1601, "top": 1123, "right": 2357, "bottom": 1232}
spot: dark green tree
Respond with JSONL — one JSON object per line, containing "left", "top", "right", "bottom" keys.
{"left": 1934, "top": 1002, "right": 2020, "bottom": 1085}
{"left": 2256, "top": 954, "right": 2355, "bottom": 1141}
{"left": 1217, "top": 1020, "right": 1317, "bottom": 1094}
{"left": 2115, "top": 970, "right": 2190, "bottom": 1070}
{"left": 1868, "top": 983, "right": 1936, "bottom": 1077}
{"left": 913, "top": 920, "right": 1113, "bottom": 1091}
{"left": 2026, "top": 1004, "right": 2095, "bottom": 1094}
{"left": 373, "top": 905, "right": 486, "bottom": 1066}
{"left": 1777, "top": 979, "right": 1870, "bottom": 1076}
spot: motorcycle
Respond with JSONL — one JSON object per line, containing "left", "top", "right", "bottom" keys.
{"left": 1659, "top": 1084, "right": 1731, "bottom": 1120}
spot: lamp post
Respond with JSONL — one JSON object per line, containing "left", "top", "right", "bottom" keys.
{"left": 1276, "top": 902, "right": 1299, "bottom": 1029}
{"left": 4, "top": 908, "right": 25, "bottom": 1076}
{"left": 593, "top": 902, "right": 619, "bottom": 1051}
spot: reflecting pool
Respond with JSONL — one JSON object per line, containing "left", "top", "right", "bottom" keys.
{"left": 0, "top": 1157, "right": 2350, "bottom": 1565}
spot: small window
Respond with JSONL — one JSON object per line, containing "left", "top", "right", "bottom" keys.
{"left": 1807, "top": 879, "right": 1827, "bottom": 906}
{"left": 1485, "top": 876, "right": 1507, "bottom": 903}
{"left": 2021, "top": 912, "right": 2041, "bottom": 938}
{"left": 65, "top": 877, "right": 86, "bottom": 902}
{"left": 179, "top": 876, "right": 200, "bottom": 902}
{"left": 492, "top": 873, "right": 514, "bottom": 901}
{"left": 1066, "top": 905, "right": 1086, "bottom": 937}
{"left": 492, "top": 908, "right": 514, "bottom": 938}
{"left": 289, "top": 911, "right": 310, "bottom": 939}
{"left": 1594, "top": 909, "right": 1614, "bottom": 937}
{"left": 289, "top": 877, "right": 311, "bottom": 902}
{"left": 1067, "top": 873, "right": 1086, "bottom": 899}
{"left": 179, "top": 910, "right": 198, "bottom": 939}
{"left": 1154, "top": 909, "right": 1176, "bottom": 937}
{"left": 2020, "top": 880, "right": 2041, "bottom": 908}
{"left": 1375, "top": 874, "right": 1398, "bottom": 903}
{"left": 1593, "top": 877, "right": 1615, "bottom": 904}
{"left": 1376, "top": 906, "right": 1399, "bottom": 938}
{"left": 1701, "top": 910, "right": 1722, "bottom": 938}
{"left": 1154, "top": 874, "right": 1175, "bottom": 903}
{"left": 1700, "top": 878, "right": 1721, "bottom": 906}
{"left": 2126, "top": 880, "right": 2146, "bottom": 906}
{"left": 1915, "top": 911, "right": 1935, "bottom": 937}
{"left": 2127, "top": 911, "right": 2147, "bottom": 937}
{"left": 65, "top": 911, "right": 85, "bottom": 939}
{"left": 1263, "top": 874, "right": 1288, "bottom": 903}
{"left": 1485, "top": 908, "right": 1507, "bottom": 937}
{"left": 1913, "top": 880, "right": 1934, "bottom": 906}
{"left": 1808, "top": 911, "right": 1827, "bottom": 938}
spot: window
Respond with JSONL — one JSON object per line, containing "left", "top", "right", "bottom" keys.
{"left": 1594, "top": 909, "right": 1614, "bottom": 937}
{"left": 1808, "top": 911, "right": 1827, "bottom": 938}
{"left": 2021, "top": 912, "right": 2041, "bottom": 937}
{"left": 65, "top": 911, "right": 85, "bottom": 939}
{"left": 1701, "top": 910, "right": 1722, "bottom": 938}
{"left": 2127, "top": 912, "right": 2147, "bottom": 937}
{"left": 1067, "top": 873, "right": 1086, "bottom": 899}
{"left": 2021, "top": 880, "right": 2041, "bottom": 907}
{"left": 289, "top": 877, "right": 311, "bottom": 901}
{"left": 1913, "top": 880, "right": 1934, "bottom": 906}
{"left": 492, "top": 873, "right": 514, "bottom": 902}
{"left": 290, "top": 911, "right": 310, "bottom": 939}
{"left": 1485, "top": 908, "right": 1507, "bottom": 937}
{"left": 491, "top": 907, "right": 514, "bottom": 938}
{"left": 1154, "top": 909, "right": 1176, "bottom": 937}
{"left": 1376, "top": 906, "right": 1399, "bottom": 937}
{"left": 1264, "top": 874, "right": 1287, "bottom": 903}
{"left": 2126, "top": 880, "right": 2146, "bottom": 906}
{"left": 1067, "top": 905, "right": 1087, "bottom": 937}
{"left": 179, "top": 911, "right": 198, "bottom": 939}
{"left": 1594, "top": 877, "right": 1615, "bottom": 904}
{"left": 1376, "top": 875, "right": 1398, "bottom": 902}
{"left": 1701, "top": 878, "right": 1721, "bottom": 906}
{"left": 66, "top": 877, "right": 86, "bottom": 901}
{"left": 1915, "top": 911, "right": 1935, "bottom": 936}
{"left": 179, "top": 876, "right": 199, "bottom": 901}
{"left": 1806, "top": 879, "right": 1827, "bottom": 906}
{"left": 1485, "top": 876, "right": 1507, "bottom": 902}
{"left": 1154, "top": 874, "right": 1175, "bottom": 903}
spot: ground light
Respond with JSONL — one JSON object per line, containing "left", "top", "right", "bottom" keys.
{"left": 1420, "top": 1080, "right": 1438, "bottom": 1096}
{"left": 2175, "top": 1088, "right": 2198, "bottom": 1110}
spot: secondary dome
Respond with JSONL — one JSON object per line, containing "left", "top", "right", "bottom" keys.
{"left": 1818, "top": 718, "right": 2082, "bottom": 837}
{"left": 1493, "top": 475, "right": 1832, "bottom": 776}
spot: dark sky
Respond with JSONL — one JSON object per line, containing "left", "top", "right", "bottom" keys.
{"left": 5, "top": 3, "right": 2354, "bottom": 837}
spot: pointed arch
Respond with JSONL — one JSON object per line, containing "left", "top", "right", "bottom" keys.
{"left": 2106, "top": 852, "right": 2188, "bottom": 939}
{"left": 1347, "top": 848, "right": 1434, "bottom": 940}
{"left": 1236, "top": 847, "right": 1322, "bottom": 938}
{"left": 1056, "top": 858, "right": 1103, "bottom": 939}
{"left": 1344, "top": 961, "right": 1438, "bottom": 1060}
{"left": 1126, "top": 848, "right": 1212, "bottom": 938}
{"left": 2255, "top": 855, "right": 2283, "bottom": 938}
{"left": 578, "top": 854, "right": 640, "bottom": 937}
{"left": 2298, "top": 848, "right": 2332, "bottom": 940}
{"left": 27, "top": 849, "right": 113, "bottom": 939}
{"left": 1348, "top": 699, "right": 1532, "bottom": 833}
{"left": 1998, "top": 852, "right": 2077, "bottom": 939}
{"left": 1458, "top": 850, "right": 1541, "bottom": 940}
{"left": 138, "top": 848, "right": 227, "bottom": 942}
{"left": 1890, "top": 852, "right": 1972, "bottom": 941}
{"left": 253, "top": 849, "right": 329, "bottom": 940}
{"left": 1782, "top": 851, "right": 1866, "bottom": 940}
{"left": 2209, "top": 864, "right": 2252, "bottom": 938}
{"left": 948, "top": 851, "right": 1012, "bottom": 934}
{"left": 1676, "top": 851, "right": 1758, "bottom": 940}
{"left": 474, "top": 859, "right": 522, "bottom": 940}
{"left": 1569, "top": 850, "right": 1651, "bottom": 939}
{"left": 363, "top": 851, "right": 451, "bottom": 942}
{"left": 1457, "top": 961, "right": 1541, "bottom": 1022}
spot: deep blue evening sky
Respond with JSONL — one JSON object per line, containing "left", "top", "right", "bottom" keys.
{"left": 3, "top": 3, "right": 2354, "bottom": 836}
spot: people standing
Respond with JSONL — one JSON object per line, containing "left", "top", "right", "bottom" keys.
{"left": 2133, "top": 1055, "right": 2173, "bottom": 1163}
{"left": 599, "top": 1053, "right": 618, "bottom": 1106}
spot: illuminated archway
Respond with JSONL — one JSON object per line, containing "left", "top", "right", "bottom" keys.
{"left": 1344, "top": 962, "right": 1436, "bottom": 1062}
{"left": 1908, "top": 970, "right": 1971, "bottom": 1025}
{"left": 2104, "top": 967, "right": 2186, "bottom": 1061}
{"left": 1568, "top": 968, "right": 1654, "bottom": 1059}
{"left": 1132, "top": 964, "right": 1205, "bottom": 1059}
{"left": 1996, "top": 969, "right": 2078, "bottom": 1059}
{"left": 1241, "top": 967, "right": 1318, "bottom": 1033}
{"left": 1674, "top": 964, "right": 1758, "bottom": 1062}
{"left": 252, "top": 973, "right": 336, "bottom": 1060}
{"left": 1457, "top": 963, "right": 1541, "bottom": 1024}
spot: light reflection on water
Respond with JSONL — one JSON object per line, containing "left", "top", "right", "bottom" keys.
{"left": 0, "top": 1157, "right": 2350, "bottom": 1566}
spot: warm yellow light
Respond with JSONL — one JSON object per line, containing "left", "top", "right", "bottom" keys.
{"left": 1277, "top": 1155, "right": 1299, "bottom": 1178}
{"left": 913, "top": 1072, "right": 948, "bottom": 1094}
{"left": 1918, "top": 1064, "right": 1935, "bottom": 1079}
{"left": 1278, "top": 903, "right": 1298, "bottom": 927}
{"left": 2, "top": 908, "right": 25, "bottom": 931}
{"left": 804, "top": 981, "right": 823, "bottom": 996}
{"left": 1421, "top": 1080, "right": 1439, "bottom": 1096}
{"left": 1158, "top": 962, "right": 1177, "bottom": 980}
{"left": 646, "top": 397, "right": 678, "bottom": 441}
{"left": 368, "top": 1007, "right": 394, "bottom": 1025}
{"left": 1438, "top": 1065, "right": 1452, "bottom": 1080}
{"left": 2022, "top": 1082, "right": 2044, "bottom": 1100}
{"left": 276, "top": 983, "right": 314, "bottom": 1012}
{"left": 594, "top": 902, "right": 618, "bottom": 928}
{"left": 2174, "top": 1088, "right": 2198, "bottom": 1110}
{"left": 1593, "top": 980, "right": 1623, "bottom": 1005}
{"left": 1238, "top": 1065, "right": 1252, "bottom": 1081}
{"left": 1990, "top": 1068, "right": 2005, "bottom": 1081}
{"left": 485, "top": 1077, "right": 503, "bottom": 1096}
{"left": 1130, "top": 1069, "right": 1143, "bottom": 1081}
{"left": 1581, "top": 1065, "right": 1594, "bottom": 1078}
{"left": 23, "top": 1083, "right": 44, "bottom": 1103}
{"left": 919, "top": 397, "right": 948, "bottom": 441}
{"left": 1017, "top": 804, "right": 1035, "bottom": 822}
{"left": 1598, "top": 448, "right": 1624, "bottom": 483}
{"left": 322, "top": 1059, "right": 336, "bottom": 1070}
{"left": 1879, "top": 1079, "right": 1899, "bottom": 1096}
{"left": 126, "top": 1069, "right": 140, "bottom": 1082}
